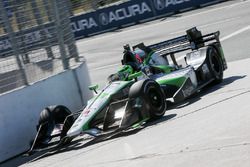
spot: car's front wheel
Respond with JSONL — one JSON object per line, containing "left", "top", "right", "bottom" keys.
{"left": 36, "top": 105, "right": 74, "bottom": 146}
{"left": 129, "top": 79, "right": 167, "bottom": 120}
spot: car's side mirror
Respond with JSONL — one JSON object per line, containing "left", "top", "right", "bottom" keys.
{"left": 89, "top": 84, "right": 99, "bottom": 94}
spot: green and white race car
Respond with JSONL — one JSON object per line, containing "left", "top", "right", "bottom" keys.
{"left": 29, "top": 27, "right": 227, "bottom": 153}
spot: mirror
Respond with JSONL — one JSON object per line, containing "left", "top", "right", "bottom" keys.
{"left": 89, "top": 84, "right": 99, "bottom": 94}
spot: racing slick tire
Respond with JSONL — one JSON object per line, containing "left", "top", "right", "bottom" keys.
{"left": 129, "top": 79, "right": 167, "bottom": 120}
{"left": 36, "top": 105, "right": 74, "bottom": 146}
{"left": 206, "top": 46, "right": 224, "bottom": 84}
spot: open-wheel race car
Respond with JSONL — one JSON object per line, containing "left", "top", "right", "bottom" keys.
{"left": 28, "top": 27, "right": 227, "bottom": 154}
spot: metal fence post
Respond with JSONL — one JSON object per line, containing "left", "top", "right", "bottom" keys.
{"left": 0, "top": 1, "right": 28, "bottom": 85}
{"left": 51, "top": 0, "right": 69, "bottom": 70}
{"left": 14, "top": 0, "right": 30, "bottom": 64}
{"left": 61, "top": 0, "right": 80, "bottom": 62}
{"left": 30, "top": 0, "right": 54, "bottom": 59}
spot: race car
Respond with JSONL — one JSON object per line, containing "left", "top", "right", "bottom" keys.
{"left": 28, "top": 27, "right": 227, "bottom": 154}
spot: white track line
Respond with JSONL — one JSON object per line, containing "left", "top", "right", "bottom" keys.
{"left": 221, "top": 25, "right": 250, "bottom": 42}
{"left": 170, "top": 16, "right": 241, "bottom": 35}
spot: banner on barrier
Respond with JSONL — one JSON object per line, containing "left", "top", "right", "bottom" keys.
{"left": 71, "top": 0, "right": 198, "bottom": 38}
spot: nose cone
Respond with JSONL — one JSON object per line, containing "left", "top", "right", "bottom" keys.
{"left": 67, "top": 125, "right": 82, "bottom": 137}
{"left": 66, "top": 112, "right": 87, "bottom": 137}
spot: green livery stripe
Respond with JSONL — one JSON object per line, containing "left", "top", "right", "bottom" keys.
{"left": 143, "top": 51, "right": 155, "bottom": 65}
{"left": 157, "top": 76, "right": 186, "bottom": 87}
{"left": 152, "top": 65, "right": 175, "bottom": 73}
{"left": 81, "top": 81, "right": 133, "bottom": 131}
{"left": 132, "top": 118, "right": 149, "bottom": 128}
{"left": 128, "top": 71, "right": 142, "bottom": 80}
{"left": 100, "top": 92, "right": 109, "bottom": 98}
{"left": 82, "top": 122, "right": 90, "bottom": 131}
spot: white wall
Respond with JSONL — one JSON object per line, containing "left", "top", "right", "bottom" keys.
{"left": 0, "top": 62, "right": 92, "bottom": 162}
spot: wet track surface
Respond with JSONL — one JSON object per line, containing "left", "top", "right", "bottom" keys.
{"left": 2, "top": 0, "right": 250, "bottom": 166}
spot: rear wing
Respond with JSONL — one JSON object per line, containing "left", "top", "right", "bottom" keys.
{"left": 136, "top": 27, "right": 221, "bottom": 56}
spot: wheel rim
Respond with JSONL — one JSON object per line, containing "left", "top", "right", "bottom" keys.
{"left": 148, "top": 87, "right": 163, "bottom": 109}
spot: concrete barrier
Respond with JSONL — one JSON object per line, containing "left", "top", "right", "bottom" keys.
{"left": 0, "top": 62, "right": 92, "bottom": 162}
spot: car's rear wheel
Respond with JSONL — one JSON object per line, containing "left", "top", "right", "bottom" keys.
{"left": 129, "top": 79, "right": 167, "bottom": 120}
{"left": 206, "top": 47, "right": 224, "bottom": 84}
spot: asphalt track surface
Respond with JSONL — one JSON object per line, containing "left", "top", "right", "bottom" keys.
{"left": 3, "top": 0, "right": 250, "bottom": 166}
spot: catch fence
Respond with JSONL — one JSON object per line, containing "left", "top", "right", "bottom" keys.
{"left": 0, "top": 0, "right": 80, "bottom": 94}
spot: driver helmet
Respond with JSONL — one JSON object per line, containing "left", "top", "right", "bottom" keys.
{"left": 133, "top": 48, "right": 146, "bottom": 63}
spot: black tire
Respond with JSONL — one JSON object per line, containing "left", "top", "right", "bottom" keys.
{"left": 206, "top": 47, "right": 224, "bottom": 84}
{"left": 37, "top": 105, "right": 74, "bottom": 144}
{"left": 129, "top": 79, "right": 167, "bottom": 120}
{"left": 36, "top": 107, "right": 53, "bottom": 145}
